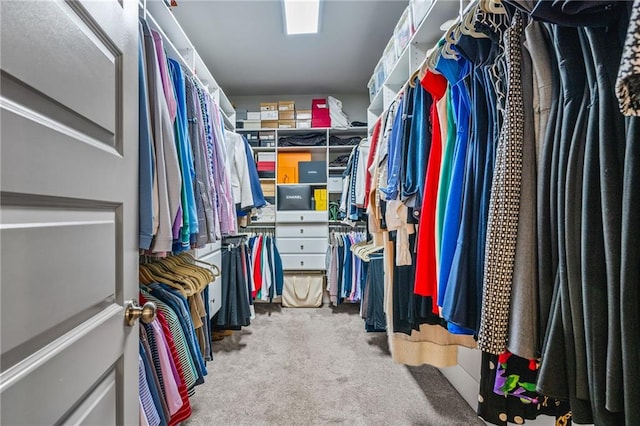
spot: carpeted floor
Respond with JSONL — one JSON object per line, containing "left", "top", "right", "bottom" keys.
{"left": 185, "top": 303, "right": 485, "bottom": 426}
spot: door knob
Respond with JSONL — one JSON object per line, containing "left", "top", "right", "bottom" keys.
{"left": 125, "top": 300, "right": 157, "bottom": 326}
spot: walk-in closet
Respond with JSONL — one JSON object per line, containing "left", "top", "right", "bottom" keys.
{"left": 1, "top": 0, "right": 639, "bottom": 425}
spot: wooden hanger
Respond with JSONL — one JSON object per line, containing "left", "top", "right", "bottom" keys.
{"left": 179, "top": 252, "right": 221, "bottom": 278}
{"left": 166, "top": 255, "right": 214, "bottom": 292}
{"left": 145, "top": 258, "right": 203, "bottom": 296}
{"left": 140, "top": 263, "right": 191, "bottom": 297}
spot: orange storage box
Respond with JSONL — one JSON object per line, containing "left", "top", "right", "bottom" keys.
{"left": 277, "top": 152, "right": 312, "bottom": 184}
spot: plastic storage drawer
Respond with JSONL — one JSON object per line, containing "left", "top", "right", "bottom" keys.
{"left": 277, "top": 224, "right": 328, "bottom": 238}
{"left": 281, "top": 254, "right": 326, "bottom": 270}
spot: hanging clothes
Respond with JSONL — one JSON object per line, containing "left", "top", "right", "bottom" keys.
{"left": 137, "top": 252, "right": 218, "bottom": 425}
{"left": 360, "top": 253, "right": 385, "bottom": 332}
{"left": 216, "top": 236, "right": 252, "bottom": 329}
{"left": 247, "top": 233, "right": 283, "bottom": 302}
{"left": 362, "top": 0, "right": 640, "bottom": 424}
{"left": 326, "top": 230, "right": 368, "bottom": 305}
{"left": 139, "top": 17, "right": 269, "bottom": 254}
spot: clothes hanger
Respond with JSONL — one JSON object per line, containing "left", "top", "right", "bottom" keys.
{"left": 441, "top": 22, "right": 461, "bottom": 60}
{"left": 460, "top": 4, "right": 489, "bottom": 39}
{"left": 180, "top": 252, "right": 221, "bottom": 277}
{"left": 482, "top": 0, "right": 506, "bottom": 14}
{"left": 425, "top": 40, "right": 446, "bottom": 73}
{"left": 149, "top": 257, "right": 204, "bottom": 294}
{"left": 140, "top": 263, "right": 191, "bottom": 297}
{"left": 139, "top": 266, "right": 156, "bottom": 285}
{"left": 165, "top": 257, "right": 211, "bottom": 293}
{"left": 152, "top": 260, "right": 201, "bottom": 295}
{"left": 408, "top": 68, "right": 422, "bottom": 88}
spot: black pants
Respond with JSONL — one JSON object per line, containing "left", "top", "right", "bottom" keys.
{"left": 216, "top": 244, "right": 251, "bottom": 328}
{"left": 364, "top": 255, "right": 386, "bottom": 332}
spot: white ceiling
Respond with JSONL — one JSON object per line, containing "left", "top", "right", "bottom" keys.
{"left": 172, "top": 0, "right": 410, "bottom": 96}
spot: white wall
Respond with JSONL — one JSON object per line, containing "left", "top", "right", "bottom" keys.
{"left": 231, "top": 93, "right": 369, "bottom": 124}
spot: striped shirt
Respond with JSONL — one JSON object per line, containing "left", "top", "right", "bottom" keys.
{"left": 139, "top": 354, "right": 161, "bottom": 426}
{"left": 142, "top": 291, "right": 198, "bottom": 390}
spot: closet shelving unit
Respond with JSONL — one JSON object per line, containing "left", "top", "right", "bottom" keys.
{"left": 142, "top": 0, "right": 236, "bottom": 130}
{"left": 366, "top": 0, "right": 461, "bottom": 132}
{"left": 140, "top": 0, "right": 238, "bottom": 317}
{"left": 238, "top": 126, "right": 367, "bottom": 271}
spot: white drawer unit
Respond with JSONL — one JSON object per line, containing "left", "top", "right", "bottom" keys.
{"left": 277, "top": 237, "right": 328, "bottom": 255}
{"left": 277, "top": 224, "right": 328, "bottom": 238}
{"left": 199, "top": 249, "right": 222, "bottom": 318}
{"left": 194, "top": 240, "right": 222, "bottom": 258}
{"left": 281, "top": 254, "right": 326, "bottom": 271}
{"left": 277, "top": 210, "right": 328, "bottom": 223}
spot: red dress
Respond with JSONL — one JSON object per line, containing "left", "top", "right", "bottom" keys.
{"left": 414, "top": 70, "right": 448, "bottom": 314}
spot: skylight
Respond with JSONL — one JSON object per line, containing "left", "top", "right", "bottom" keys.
{"left": 283, "top": 0, "right": 320, "bottom": 35}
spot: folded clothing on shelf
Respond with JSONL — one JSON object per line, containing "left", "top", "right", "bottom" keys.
{"left": 278, "top": 133, "right": 327, "bottom": 147}
{"left": 329, "top": 135, "right": 363, "bottom": 146}
{"left": 329, "top": 154, "right": 350, "bottom": 167}
{"left": 328, "top": 96, "right": 349, "bottom": 129}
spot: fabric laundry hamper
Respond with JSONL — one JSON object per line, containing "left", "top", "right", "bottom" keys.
{"left": 282, "top": 274, "right": 323, "bottom": 308}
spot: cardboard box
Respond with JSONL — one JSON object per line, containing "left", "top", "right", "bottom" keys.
{"left": 261, "top": 181, "right": 276, "bottom": 197}
{"left": 257, "top": 152, "right": 276, "bottom": 162}
{"left": 278, "top": 166, "right": 297, "bottom": 184}
{"left": 327, "top": 176, "right": 342, "bottom": 192}
{"left": 244, "top": 131, "right": 259, "bottom": 140}
{"left": 312, "top": 117, "right": 331, "bottom": 128}
{"left": 279, "top": 119, "right": 296, "bottom": 129}
{"left": 312, "top": 98, "right": 329, "bottom": 114}
{"left": 247, "top": 111, "right": 261, "bottom": 120}
{"left": 278, "top": 101, "right": 295, "bottom": 111}
{"left": 258, "top": 170, "right": 276, "bottom": 178}
{"left": 279, "top": 110, "right": 295, "bottom": 120}
{"left": 257, "top": 161, "right": 276, "bottom": 171}
{"left": 261, "top": 110, "right": 279, "bottom": 120}
{"left": 298, "top": 161, "right": 327, "bottom": 183}
{"left": 243, "top": 120, "right": 261, "bottom": 130}
{"left": 314, "top": 188, "right": 327, "bottom": 201}
{"left": 315, "top": 199, "right": 328, "bottom": 211}
{"left": 278, "top": 152, "right": 312, "bottom": 183}
{"left": 261, "top": 120, "right": 279, "bottom": 129}
{"left": 259, "top": 131, "right": 275, "bottom": 140}
{"left": 312, "top": 98, "right": 330, "bottom": 128}
{"left": 297, "top": 119, "right": 312, "bottom": 129}
{"left": 296, "top": 110, "right": 312, "bottom": 120}
{"left": 277, "top": 185, "right": 312, "bottom": 210}
{"left": 260, "top": 102, "right": 278, "bottom": 111}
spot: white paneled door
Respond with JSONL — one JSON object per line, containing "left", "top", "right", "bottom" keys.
{"left": 1, "top": 0, "right": 140, "bottom": 424}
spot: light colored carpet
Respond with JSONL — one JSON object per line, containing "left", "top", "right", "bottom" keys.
{"left": 185, "top": 303, "right": 485, "bottom": 426}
